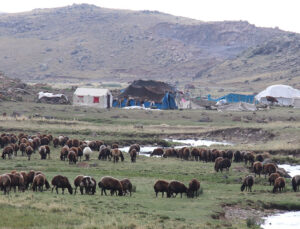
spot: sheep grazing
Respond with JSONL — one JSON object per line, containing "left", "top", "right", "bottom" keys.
{"left": 53, "top": 138, "right": 59, "bottom": 148}
{"left": 98, "top": 146, "right": 111, "bottom": 161}
{"left": 219, "top": 158, "right": 231, "bottom": 172}
{"left": 0, "top": 174, "right": 11, "bottom": 194}
{"left": 51, "top": 175, "right": 73, "bottom": 194}
{"left": 268, "top": 173, "right": 280, "bottom": 186}
{"left": 26, "top": 170, "right": 36, "bottom": 189}
{"left": 253, "top": 161, "right": 263, "bottom": 177}
{"left": 32, "top": 174, "right": 46, "bottom": 192}
{"left": 39, "top": 146, "right": 47, "bottom": 160}
{"left": 214, "top": 157, "right": 224, "bottom": 172}
{"left": 187, "top": 178, "right": 200, "bottom": 198}
{"left": 41, "top": 137, "right": 50, "bottom": 146}
{"left": 25, "top": 146, "right": 34, "bottom": 161}
{"left": 83, "top": 147, "right": 92, "bottom": 161}
{"left": 224, "top": 150, "right": 233, "bottom": 162}
{"left": 72, "top": 139, "right": 80, "bottom": 148}
{"left": 120, "top": 178, "right": 133, "bottom": 196}
{"left": 151, "top": 148, "right": 164, "bottom": 157}
{"left": 163, "top": 148, "right": 177, "bottom": 158}
{"left": 234, "top": 150, "right": 243, "bottom": 162}
{"left": 292, "top": 175, "right": 300, "bottom": 192}
{"left": 129, "top": 149, "right": 137, "bottom": 163}
{"left": 154, "top": 180, "right": 169, "bottom": 198}
{"left": 190, "top": 148, "right": 200, "bottom": 161}
{"left": 74, "top": 175, "right": 84, "bottom": 194}
{"left": 68, "top": 151, "right": 77, "bottom": 164}
{"left": 200, "top": 149, "right": 209, "bottom": 162}
{"left": 111, "top": 143, "right": 119, "bottom": 149}
{"left": 60, "top": 145, "right": 69, "bottom": 161}
{"left": 129, "top": 144, "right": 140, "bottom": 155}
{"left": 2, "top": 145, "right": 13, "bottom": 159}
{"left": 19, "top": 143, "right": 27, "bottom": 156}
{"left": 7, "top": 172, "right": 25, "bottom": 192}
{"left": 263, "top": 163, "right": 277, "bottom": 178}
{"left": 111, "top": 149, "right": 124, "bottom": 163}
{"left": 273, "top": 177, "right": 285, "bottom": 193}
{"left": 76, "top": 147, "right": 83, "bottom": 161}
{"left": 244, "top": 152, "right": 255, "bottom": 167}
{"left": 98, "top": 176, "right": 123, "bottom": 196}
{"left": 11, "top": 143, "right": 19, "bottom": 156}
{"left": 80, "top": 176, "right": 96, "bottom": 195}
{"left": 20, "top": 171, "right": 28, "bottom": 189}
{"left": 182, "top": 148, "right": 190, "bottom": 160}
{"left": 168, "top": 180, "right": 188, "bottom": 198}
{"left": 255, "top": 154, "right": 264, "bottom": 162}
{"left": 241, "top": 175, "right": 254, "bottom": 192}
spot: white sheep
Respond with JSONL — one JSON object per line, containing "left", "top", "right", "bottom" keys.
{"left": 83, "top": 147, "right": 93, "bottom": 161}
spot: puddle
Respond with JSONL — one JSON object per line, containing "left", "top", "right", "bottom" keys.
{"left": 262, "top": 211, "right": 300, "bottom": 229}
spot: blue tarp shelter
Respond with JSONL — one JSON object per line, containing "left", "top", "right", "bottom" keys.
{"left": 207, "top": 93, "right": 255, "bottom": 104}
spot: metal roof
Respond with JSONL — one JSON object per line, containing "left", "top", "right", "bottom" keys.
{"left": 74, "top": 88, "right": 111, "bottom": 96}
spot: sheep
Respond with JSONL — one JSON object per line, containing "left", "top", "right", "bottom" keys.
{"left": 210, "top": 149, "right": 219, "bottom": 162}
{"left": 98, "top": 146, "right": 111, "bottom": 161}
{"left": 255, "top": 154, "right": 264, "bottom": 162}
{"left": 111, "top": 149, "right": 124, "bottom": 163}
{"left": 130, "top": 149, "right": 137, "bottom": 163}
{"left": 111, "top": 143, "right": 119, "bottom": 149}
{"left": 32, "top": 174, "right": 46, "bottom": 192}
{"left": 214, "top": 157, "right": 224, "bottom": 172}
{"left": 190, "top": 148, "right": 201, "bottom": 161}
{"left": 163, "top": 148, "right": 177, "bottom": 158}
{"left": 120, "top": 178, "right": 133, "bottom": 196}
{"left": 200, "top": 149, "right": 209, "bottom": 162}
{"left": 154, "top": 180, "right": 169, "bottom": 198}
{"left": 11, "top": 143, "right": 19, "bottom": 156}
{"left": 273, "top": 177, "right": 285, "bottom": 193}
{"left": 224, "top": 150, "right": 233, "bottom": 162}
{"left": 168, "top": 180, "right": 188, "bottom": 198}
{"left": 263, "top": 163, "right": 277, "bottom": 178}
{"left": 187, "top": 178, "right": 200, "bottom": 198}
{"left": 129, "top": 144, "right": 140, "bottom": 155}
{"left": 72, "top": 139, "right": 80, "bottom": 148}
{"left": 268, "top": 173, "right": 280, "bottom": 186}
{"left": 68, "top": 151, "right": 77, "bottom": 164}
{"left": 20, "top": 171, "right": 28, "bottom": 189}
{"left": 234, "top": 150, "right": 243, "bottom": 162}
{"left": 2, "top": 145, "right": 13, "bottom": 159}
{"left": 32, "top": 138, "right": 41, "bottom": 151}
{"left": 66, "top": 139, "right": 72, "bottom": 148}
{"left": 41, "top": 137, "right": 50, "bottom": 146}
{"left": 292, "top": 175, "right": 300, "bottom": 192}
{"left": 80, "top": 176, "right": 96, "bottom": 195}
{"left": 76, "top": 147, "right": 83, "bottom": 161}
{"left": 19, "top": 143, "right": 27, "bottom": 156}
{"left": 0, "top": 174, "right": 11, "bottom": 194}
{"left": 74, "top": 175, "right": 84, "bottom": 194}
{"left": 39, "top": 146, "right": 47, "bottom": 160}
{"left": 244, "top": 152, "right": 255, "bottom": 167}
{"left": 218, "top": 158, "right": 231, "bottom": 172}
{"left": 51, "top": 175, "right": 73, "bottom": 194}
{"left": 241, "top": 175, "right": 254, "bottom": 192}
{"left": 253, "top": 161, "right": 263, "bottom": 177}
{"left": 83, "top": 147, "right": 92, "bottom": 161}
{"left": 151, "top": 148, "right": 164, "bottom": 157}
{"left": 182, "top": 148, "right": 190, "bottom": 160}
{"left": 98, "top": 176, "right": 123, "bottom": 196}
{"left": 53, "top": 138, "right": 59, "bottom": 148}
{"left": 25, "top": 146, "right": 34, "bottom": 161}
{"left": 26, "top": 170, "right": 36, "bottom": 189}
{"left": 60, "top": 145, "right": 69, "bottom": 161}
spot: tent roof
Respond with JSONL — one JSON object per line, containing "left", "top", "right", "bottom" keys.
{"left": 74, "top": 88, "right": 110, "bottom": 96}
{"left": 255, "top": 85, "right": 300, "bottom": 101}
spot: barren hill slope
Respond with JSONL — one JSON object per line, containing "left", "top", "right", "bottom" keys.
{"left": 0, "top": 4, "right": 292, "bottom": 84}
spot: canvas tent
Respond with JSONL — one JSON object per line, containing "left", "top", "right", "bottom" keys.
{"left": 73, "top": 88, "right": 112, "bottom": 108}
{"left": 114, "top": 80, "right": 177, "bottom": 109}
{"left": 293, "top": 98, "right": 300, "bottom": 108}
{"left": 255, "top": 85, "right": 300, "bottom": 106}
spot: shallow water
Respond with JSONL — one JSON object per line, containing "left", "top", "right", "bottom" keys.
{"left": 262, "top": 211, "right": 300, "bottom": 229}
{"left": 119, "top": 139, "right": 231, "bottom": 157}
{"left": 278, "top": 164, "right": 300, "bottom": 177}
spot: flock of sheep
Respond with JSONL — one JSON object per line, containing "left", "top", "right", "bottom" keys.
{"left": 0, "top": 132, "right": 300, "bottom": 197}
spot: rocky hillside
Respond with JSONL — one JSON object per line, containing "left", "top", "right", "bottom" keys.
{"left": 194, "top": 34, "right": 300, "bottom": 92}
{"left": 0, "top": 4, "right": 291, "bottom": 85}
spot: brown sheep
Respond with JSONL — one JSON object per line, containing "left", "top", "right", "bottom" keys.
{"left": 66, "top": 139, "right": 73, "bottom": 148}
{"left": 130, "top": 149, "right": 137, "bottom": 163}
{"left": 39, "top": 146, "right": 47, "bottom": 160}
{"left": 2, "top": 145, "right": 13, "bottom": 159}
{"left": 41, "top": 137, "right": 50, "bottom": 146}
{"left": 51, "top": 175, "right": 73, "bottom": 194}
{"left": 190, "top": 148, "right": 201, "bottom": 161}
{"left": 210, "top": 149, "right": 219, "bottom": 162}
{"left": 25, "top": 146, "right": 34, "bottom": 161}
{"left": 200, "top": 149, "right": 209, "bottom": 162}
{"left": 0, "top": 174, "right": 11, "bottom": 194}
{"left": 241, "top": 175, "right": 254, "bottom": 192}
{"left": 255, "top": 154, "right": 264, "bottom": 162}
{"left": 19, "top": 143, "right": 27, "bottom": 156}
{"left": 120, "top": 178, "right": 133, "bottom": 196}
{"left": 68, "top": 151, "right": 77, "bottom": 164}
{"left": 111, "top": 149, "right": 124, "bottom": 163}
{"left": 168, "top": 180, "right": 188, "bottom": 198}
{"left": 273, "top": 177, "right": 285, "bottom": 193}
{"left": 263, "top": 163, "right": 277, "bottom": 178}
{"left": 74, "top": 175, "right": 84, "bottom": 194}
{"left": 11, "top": 143, "right": 19, "bottom": 156}
{"left": 187, "top": 178, "right": 200, "bottom": 198}
{"left": 253, "top": 161, "right": 263, "bottom": 177}
{"left": 53, "top": 137, "right": 59, "bottom": 148}
{"left": 6, "top": 173, "right": 22, "bottom": 192}
{"left": 163, "top": 148, "right": 177, "bottom": 158}
{"left": 151, "top": 148, "right": 164, "bottom": 157}
{"left": 129, "top": 144, "right": 140, "bottom": 155}
{"left": 182, "top": 148, "right": 190, "bottom": 160}
{"left": 98, "top": 176, "right": 123, "bottom": 196}
{"left": 20, "top": 171, "right": 28, "bottom": 189}
{"left": 60, "top": 145, "right": 69, "bottom": 161}
{"left": 154, "top": 180, "right": 169, "bottom": 197}
{"left": 32, "top": 174, "right": 46, "bottom": 192}
{"left": 79, "top": 176, "right": 96, "bottom": 195}
{"left": 268, "top": 173, "right": 280, "bottom": 186}
{"left": 218, "top": 158, "right": 231, "bottom": 172}
{"left": 111, "top": 143, "right": 119, "bottom": 149}
{"left": 234, "top": 150, "right": 243, "bottom": 162}
{"left": 244, "top": 152, "right": 255, "bottom": 166}
{"left": 72, "top": 139, "right": 80, "bottom": 148}
{"left": 32, "top": 138, "right": 41, "bottom": 151}
{"left": 224, "top": 150, "right": 233, "bottom": 162}
{"left": 26, "top": 170, "right": 36, "bottom": 189}
{"left": 98, "top": 146, "right": 111, "bottom": 161}
{"left": 292, "top": 175, "right": 300, "bottom": 192}
{"left": 214, "top": 157, "right": 224, "bottom": 172}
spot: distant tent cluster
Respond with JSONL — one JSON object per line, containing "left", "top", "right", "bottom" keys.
{"left": 208, "top": 93, "right": 256, "bottom": 104}
{"left": 112, "top": 80, "right": 178, "bottom": 110}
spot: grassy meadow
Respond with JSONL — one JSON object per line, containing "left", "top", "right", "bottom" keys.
{"left": 0, "top": 102, "right": 300, "bottom": 228}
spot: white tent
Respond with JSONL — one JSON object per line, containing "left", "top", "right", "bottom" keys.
{"left": 255, "top": 85, "right": 300, "bottom": 106}
{"left": 293, "top": 98, "right": 300, "bottom": 108}
{"left": 73, "top": 88, "right": 112, "bottom": 108}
